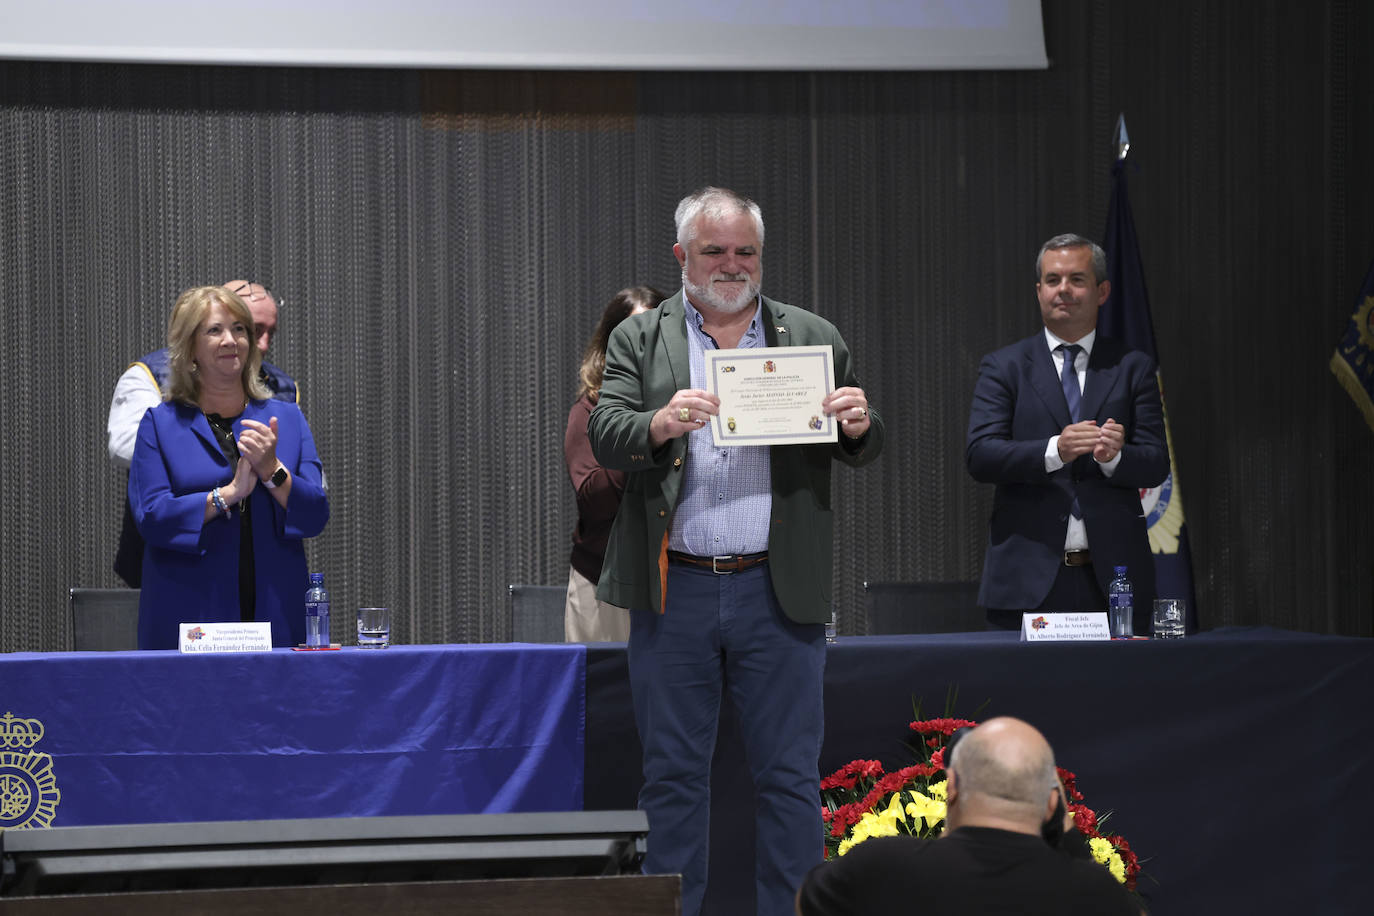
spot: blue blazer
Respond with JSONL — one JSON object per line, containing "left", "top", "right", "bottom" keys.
{"left": 129, "top": 398, "right": 329, "bottom": 649}
{"left": 966, "top": 332, "right": 1168, "bottom": 627}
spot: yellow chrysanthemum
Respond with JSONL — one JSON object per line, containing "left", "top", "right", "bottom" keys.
{"left": 1088, "top": 836, "right": 1127, "bottom": 884}
{"left": 838, "top": 818, "right": 872, "bottom": 856}
{"left": 928, "top": 779, "right": 947, "bottom": 801}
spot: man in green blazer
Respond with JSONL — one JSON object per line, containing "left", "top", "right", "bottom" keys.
{"left": 588, "top": 187, "right": 884, "bottom": 916}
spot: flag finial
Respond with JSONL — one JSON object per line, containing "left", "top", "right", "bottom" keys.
{"left": 1115, "top": 114, "right": 1130, "bottom": 161}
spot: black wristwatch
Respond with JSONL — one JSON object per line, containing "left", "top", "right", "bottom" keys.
{"left": 262, "top": 464, "right": 289, "bottom": 489}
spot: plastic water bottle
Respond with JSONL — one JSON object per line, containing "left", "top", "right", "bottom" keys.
{"left": 305, "top": 572, "right": 330, "bottom": 648}
{"left": 1108, "top": 566, "right": 1133, "bottom": 638}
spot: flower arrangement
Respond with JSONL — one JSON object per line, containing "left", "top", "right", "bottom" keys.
{"left": 819, "top": 714, "right": 1142, "bottom": 891}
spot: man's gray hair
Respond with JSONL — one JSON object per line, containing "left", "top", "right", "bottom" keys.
{"left": 1036, "top": 233, "right": 1107, "bottom": 284}
{"left": 674, "top": 186, "right": 765, "bottom": 248}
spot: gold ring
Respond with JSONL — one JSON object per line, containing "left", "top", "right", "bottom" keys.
{"left": 858, "top": 407, "right": 868, "bottom": 417}
{"left": 678, "top": 407, "right": 691, "bottom": 422}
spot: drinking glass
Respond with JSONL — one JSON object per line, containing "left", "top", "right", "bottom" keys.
{"left": 357, "top": 607, "right": 391, "bottom": 648}
{"left": 1151, "top": 598, "right": 1186, "bottom": 639}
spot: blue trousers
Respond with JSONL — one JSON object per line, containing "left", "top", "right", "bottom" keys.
{"left": 627, "top": 561, "right": 826, "bottom": 916}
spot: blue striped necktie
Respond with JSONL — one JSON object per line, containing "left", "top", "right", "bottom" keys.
{"left": 1058, "top": 343, "right": 1083, "bottom": 519}
{"left": 1058, "top": 344, "right": 1082, "bottom": 421}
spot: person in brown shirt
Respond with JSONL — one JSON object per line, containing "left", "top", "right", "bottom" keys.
{"left": 563, "top": 285, "right": 664, "bottom": 641}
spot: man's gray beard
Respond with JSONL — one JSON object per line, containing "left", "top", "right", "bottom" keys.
{"left": 683, "top": 271, "right": 760, "bottom": 314}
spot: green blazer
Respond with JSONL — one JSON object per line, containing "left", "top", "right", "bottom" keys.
{"left": 587, "top": 291, "right": 884, "bottom": 624}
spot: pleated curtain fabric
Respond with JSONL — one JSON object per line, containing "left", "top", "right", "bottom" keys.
{"left": 0, "top": 0, "right": 1371, "bottom": 651}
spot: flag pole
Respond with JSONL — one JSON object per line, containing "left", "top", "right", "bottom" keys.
{"left": 1101, "top": 118, "right": 1200, "bottom": 631}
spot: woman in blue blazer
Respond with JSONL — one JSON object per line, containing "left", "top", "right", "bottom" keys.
{"left": 129, "top": 285, "right": 329, "bottom": 649}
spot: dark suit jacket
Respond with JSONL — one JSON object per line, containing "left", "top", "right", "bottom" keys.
{"left": 129, "top": 398, "right": 329, "bottom": 649}
{"left": 966, "top": 331, "right": 1167, "bottom": 628}
{"left": 588, "top": 291, "right": 884, "bottom": 624}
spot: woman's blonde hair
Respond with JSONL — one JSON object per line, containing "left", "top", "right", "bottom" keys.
{"left": 165, "top": 285, "right": 270, "bottom": 405}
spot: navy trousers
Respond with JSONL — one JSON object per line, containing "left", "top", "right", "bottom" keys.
{"left": 627, "top": 561, "right": 826, "bottom": 916}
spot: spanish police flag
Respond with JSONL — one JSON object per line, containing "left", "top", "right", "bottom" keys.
{"left": 1330, "top": 259, "right": 1374, "bottom": 434}
{"left": 1098, "top": 134, "right": 1199, "bottom": 632}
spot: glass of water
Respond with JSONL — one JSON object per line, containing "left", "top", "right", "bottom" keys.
{"left": 357, "top": 607, "right": 391, "bottom": 648}
{"left": 1151, "top": 598, "right": 1186, "bottom": 639}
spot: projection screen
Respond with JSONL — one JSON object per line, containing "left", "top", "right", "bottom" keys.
{"left": 0, "top": 0, "right": 1048, "bottom": 71}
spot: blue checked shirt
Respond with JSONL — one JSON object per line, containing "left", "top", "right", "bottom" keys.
{"left": 667, "top": 294, "right": 773, "bottom": 557}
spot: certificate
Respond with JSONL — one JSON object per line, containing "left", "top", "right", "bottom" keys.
{"left": 704, "top": 345, "right": 836, "bottom": 446}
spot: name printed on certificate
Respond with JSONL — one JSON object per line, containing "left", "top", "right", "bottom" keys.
{"left": 704, "top": 345, "right": 837, "bottom": 446}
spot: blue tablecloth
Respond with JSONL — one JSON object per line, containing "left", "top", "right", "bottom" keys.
{"left": 0, "top": 643, "right": 585, "bottom": 829}
{"left": 8, "top": 629, "right": 1372, "bottom": 914}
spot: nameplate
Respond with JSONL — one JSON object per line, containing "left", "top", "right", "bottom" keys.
{"left": 1019, "top": 612, "right": 1110, "bottom": 642}
{"left": 178, "top": 622, "right": 274, "bottom": 654}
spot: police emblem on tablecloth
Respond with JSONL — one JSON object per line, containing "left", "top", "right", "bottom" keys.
{"left": 0, "top": 711, "right": 62, "bottom": 829}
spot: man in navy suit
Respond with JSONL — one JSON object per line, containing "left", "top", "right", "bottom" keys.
{"left": 966, "top": 234, "right": 1168, "bottom": 633}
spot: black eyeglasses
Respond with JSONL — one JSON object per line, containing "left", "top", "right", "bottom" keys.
{"left": 230, "top": 281, "right": 285, "bottom": 312}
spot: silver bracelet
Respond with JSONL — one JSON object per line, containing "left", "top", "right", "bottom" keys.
{"left": 211, "top": 487, "right": 230, "bottom": 515}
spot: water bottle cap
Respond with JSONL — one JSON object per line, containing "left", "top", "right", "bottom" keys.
{"left": 309, "top": 572, "right": 324, "bottom": 584}
{"left": 1113, "top": 566, "right": 1127, "bottom": 575}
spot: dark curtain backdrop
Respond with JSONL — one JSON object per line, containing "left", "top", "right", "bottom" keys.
{"left": 1, "top": 0, "right": 1370, "bottom": 652}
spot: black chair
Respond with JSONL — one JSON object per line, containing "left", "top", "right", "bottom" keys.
{"left": 69, "top": 588, "right": 140, "bottom": 650}
{"left": 861, "top": 581, "right": 982, "bottom": 635}
{"left": 508, "top": 584, "right": 566, "bottom": 643}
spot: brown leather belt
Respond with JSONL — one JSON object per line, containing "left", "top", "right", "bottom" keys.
{"left": 667, "top": 550, "right": 769, "bottom": 574}
{"left": 1063, "top": 549, "right": 1092, "bottom": 567}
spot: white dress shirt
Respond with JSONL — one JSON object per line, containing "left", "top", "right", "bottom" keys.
{"left": 1041, "top": 328, "right": 1120, "bottom": 550}
{"left": 106, "top": 363, "right": 162, "bottom": 467}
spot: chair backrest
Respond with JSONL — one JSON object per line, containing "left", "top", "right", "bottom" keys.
{"left": 862, "top": 581, "right": 982, "bottom": 635}
{"left": 70, "top": 588, "right": 141, "bottom": 650}
{"left": 508, "top": 584, "right": 566, "bottom": 643}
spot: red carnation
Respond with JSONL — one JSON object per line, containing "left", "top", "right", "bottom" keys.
{"left": 1068, "top": 803, "right": 1099, "bottom": 837}
{"left": 909, "top": 717, "right": 978, "bottom": 735}
{"left": 821, "top": 758, "right": 885, "bottom": 790}
{"left": 1056, "top": 766, "right": 1084, "bottom": 801}
{"left": 820, "top": 772, "right": 856, "bottom": 791}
